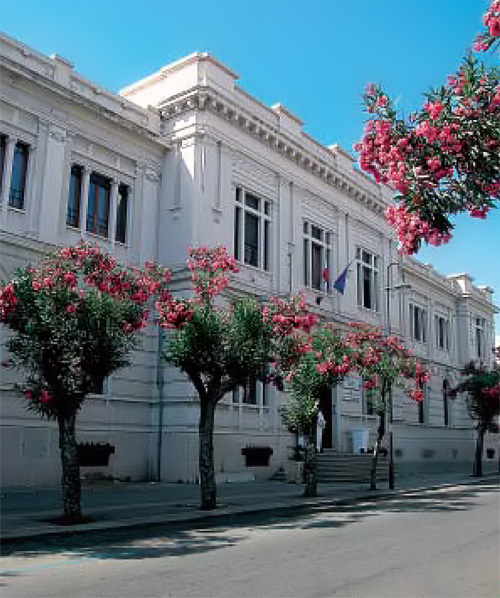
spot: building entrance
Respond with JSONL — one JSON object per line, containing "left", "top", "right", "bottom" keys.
{"left": 318, "top": 387, "right": 333, "bottom": 450}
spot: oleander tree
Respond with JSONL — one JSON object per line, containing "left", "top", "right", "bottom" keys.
{"left": 282, "top": 324, "right": 351, "bottom": 497}
{"left": 346, "top": 323, "right": 429, "bottom": 490}
{"left": 156, "top": 246, "right": 316, "bottom": 510}
{"left": 452, "top": 360, "right": 500, "bottom": 477}
{"left": 355, "top": 0, "right": 500, "bottom": 255}
{"left": 0, "top": 244, "right": 169, "bottom": 522}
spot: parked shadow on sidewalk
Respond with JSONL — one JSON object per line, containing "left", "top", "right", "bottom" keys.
{"left": 1, "top": 479, "right": 498, "bottom": 569}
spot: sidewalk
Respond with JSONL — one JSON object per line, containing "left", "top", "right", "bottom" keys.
{"left": 1, "top": 471, "right": 498, "bottom": 543}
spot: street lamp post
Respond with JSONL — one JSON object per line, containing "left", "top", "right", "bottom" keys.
{"left": 385, "top": 262, "right": 411, "bottom": 490}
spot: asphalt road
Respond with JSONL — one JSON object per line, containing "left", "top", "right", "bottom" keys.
{"left": 1, "top": 481, "right": 498, "bottom": 598}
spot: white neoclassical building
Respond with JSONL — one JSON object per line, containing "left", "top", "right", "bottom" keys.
{"left": 0, "top": 32, "right": 498, "bottom": 486}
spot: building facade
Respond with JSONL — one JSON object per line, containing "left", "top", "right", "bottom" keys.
{"left": 0, "top": 33, "right": 497, "bottom": 486}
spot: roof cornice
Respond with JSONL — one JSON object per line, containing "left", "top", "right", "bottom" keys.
{"left": 159, "top": 86, "right": 388, "bottom": 216}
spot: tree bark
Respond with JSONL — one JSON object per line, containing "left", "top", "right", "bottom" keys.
{"left": 303, "top": 436, "right": 318, "bottom": 497}
{"left": 199, "top": 399, "right": 217, "bottom": 510}
{"left": 472, "top": 424, "right": 486, "bottom": 477}
{"left": 57, "top": 414, "right": 82, "bottom": 522}
{"left": 370, "top": 410, "right": 386, "bottom": 491}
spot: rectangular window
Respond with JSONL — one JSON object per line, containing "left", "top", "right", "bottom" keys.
{"left": 356, "top": 248, "right": 379, "bottom": 310}
{"left": 262, "top": 381, "right": 268, "bottom": 406}
{"left": 0, "top": 135, "right": 6, "bottom": 196}
{"left": 304, "top": 221, "right": 332, "bottom": 292}
{"left": 475, "top": 317, "right": 485, "bottom": 359}
{"left": 410, "top": 303, "right": 427, "bottom": 343}
{"left": 244, "top": 211, "right": 259, "bottom": 267}
{"left": 115, "top": 184, "right": 129, "bottom": 243}
{"left": 9, "top": 142, "right": 29, "bottom": 209}
{"left": 243, "top": 378, "right": 258, "bottom": 405}
{"left": 362, "top": 385, "right": 374, "bottom": 416}
{"left": 66, "top": 165, "right": 82, "bottom": 228}
{"left": 86, "top": 172, "right": 111, "bottom": 237}
{"left": 435, "top": 315, "right": 450, "bottom": 351}
{"left": 233, "top": 187, "right": 271, "bottom": 271}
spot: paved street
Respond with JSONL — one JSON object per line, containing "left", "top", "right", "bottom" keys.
{"left": 1, "top": 480, "right": 498, "bottom": 598}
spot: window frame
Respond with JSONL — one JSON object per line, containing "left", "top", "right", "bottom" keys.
{"left": 355, "top": 247, "right": 380, "bottom": 311}
{"left": 234, "top": 186, "right": 271, "bottom": 271}
{"left": 475, "top": 317, "right": 485, "bottom": 360}
{"left": 115, "top": 184, "right": 129, "bottom": 244}
{"left": 8, "top": 141, "right": 29, "bottom": 210}
{"left": 303, "top": 220, "right": 332, "bottom": 293}
{"left": 66, "top": 164, "right": 83, "bottom": 229}
{"left": 0, "top": 134, "right": 6, "bottom": 196}
{"left": 86, "top": 172, "right": 111, "bottom": 238}
{"left": 232, "top": 379, "right": 269, "bottom": 407}
{"left": 435, "top": 314, "right": 450, "bottom": 351}
{"left": 410, "top": 303, "right": 428, "bottom": 343}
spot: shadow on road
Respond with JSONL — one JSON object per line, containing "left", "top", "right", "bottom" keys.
{"left": 1, "top": 480, "right": 498, "bottom": 569}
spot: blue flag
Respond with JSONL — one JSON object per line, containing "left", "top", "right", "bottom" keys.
{"left": 333, "top": 262, "right": 353, "bottom": 295}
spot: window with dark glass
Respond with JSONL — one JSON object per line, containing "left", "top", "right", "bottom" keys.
{"left": 66, "top": 165, "right": 82, "bottom": 228}
{"left": 304, "top": 221, "right": 332, "bottom": 292}
{"left": 233, "top": 186, "right": 271, "bottom": 270}
{"left": 86, "top": 172, "right": 110, "bottom": 237}
{"left": 9, "top": 142, "right": 29, "bottom": 209}
{"left": 435, "top": 315, "right": 450, "bottom": 350}
{"left": 0, "top": 135, "right": 6, "bottom": 196}
{"left": 262, "top": 381, "right": 268, "bottom": 406}
{"left": 356, "top": 248, "right": 379, "bottom": 310}
{"left": 244, "top": 211, "right": 259, "bottom": 267}
{"left": 475, "top": 317, "right": 485, "bottom": 359}
{"left": 410, "top": 304, "right": 427, "bottom": 342}
{"left": 242, "top": 378, "right": 258, "bottom": 405}
{"left": 115, "top": 184, "right": 128, "bottom": 243}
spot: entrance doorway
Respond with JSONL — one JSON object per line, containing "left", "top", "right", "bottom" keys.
{"left": 318, "top": 386, "right": 333, "bottom": 449}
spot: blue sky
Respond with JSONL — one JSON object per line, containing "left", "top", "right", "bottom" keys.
{"left": 2, "top": 0, "right": 498, "bottom": 335}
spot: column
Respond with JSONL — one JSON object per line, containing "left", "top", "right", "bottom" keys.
{"left": 109, "top": 179, "right": 119, "bottom": 245}
{"left": 1, "top": 136, "right": 16, "bottom": 212}
{"left": 79, "top": 166, "right": 90, "bottom": 238}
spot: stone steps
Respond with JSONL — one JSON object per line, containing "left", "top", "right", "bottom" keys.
{"left": 317, "top": 451, "right": 390, "bottom": 483}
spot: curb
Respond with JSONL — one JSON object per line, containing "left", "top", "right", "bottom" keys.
{"left": 2, "top": 476, "right": 497, "bottom": 544}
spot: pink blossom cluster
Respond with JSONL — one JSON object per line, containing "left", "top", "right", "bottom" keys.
{"left": 481, "top": 384, "right": 500, "bottom": 401}
{"left": 262, "top": 295, "right": 318, "bottom": 336}
{"left": 187, "top": 246, "right": 239, "bottom": 303}
{"left": 0, "top": 242, "right": 172, "bottom": 335}
{"left": 0, "top": 283, "right": 17, "bottom": 321}
{"left": 156, "top": 246, "right": 241, "bottom": 330}
{"left": 343, "top": 322, "right": 429, "bottom": 402}
{"left": 355, "top": 58, "right": 500, "bottom": 254}
{"left": 473, "top": 0, "right": 500, "bottom": 51}
{"left": 316, "top": 356, "right": 350, "bottom": 376}
{"left": 385, "top": 205, "right": 451, "bottom": 255}
{"left": 157, "top": 298, "right": 195, "bottom": 330}
{"left": 25, "top": 389, "right": 52, "bottom": 405}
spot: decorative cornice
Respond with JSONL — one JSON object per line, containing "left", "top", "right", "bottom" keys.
{"left": 159, "top": 87, "right": 387, "bottom": 216}
{"left": 0, "top": 51, "right": 163, "bottom": 143}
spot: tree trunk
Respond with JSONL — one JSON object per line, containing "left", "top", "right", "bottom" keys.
{"left": 57, "top": 414, "right": 82, "bottom": 522}
{"left": 370, "top": 410, "right": 386, "bottom": 491}
{"left": 199, "top": 399, "right": 217, "bottom": 510}
{"left": 303, "top": 436, "right": 317, "bottom": 497}
{"left": 472, "top": 424, "right": 486, "bottom": 477}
